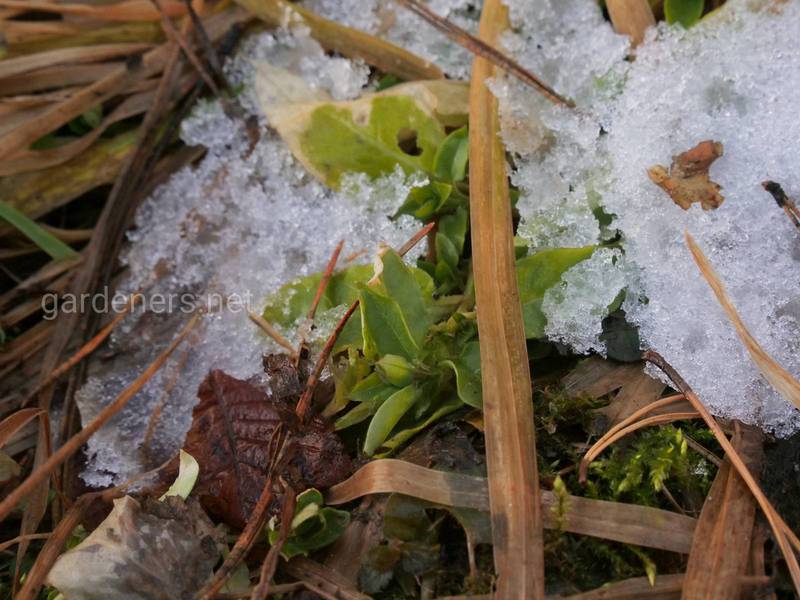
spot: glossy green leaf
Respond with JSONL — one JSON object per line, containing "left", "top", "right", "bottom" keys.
{"left": 0, "top": 200, "right": 79, "bottom": 260}
{"left": 269, "top": 488, "right": 350, "bottom": 559}
{"left": 516, "top": 246, "right": 596, "bottom": 338}
{"left": 664, "top": 0, "right": 704, "bottom": 27}
{"left": 433, "top": 126, "right": 469, "bottom": 183}
{"left": 364, "top": 384, "right": 418, "bottom": 455}
{"left": 433, "top": 206, "right": 469, "bottom": 293}
{"left": 377, "top": 399, "right": 462, "bottom": 456}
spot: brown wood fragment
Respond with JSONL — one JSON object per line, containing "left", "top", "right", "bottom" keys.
{"left": 648, "top": 140, "right": 724, "bottom": 210}
{"left": 682, "top": 423, "right": 764, "bottom": 600}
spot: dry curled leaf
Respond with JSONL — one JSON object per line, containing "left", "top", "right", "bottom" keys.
{"left": 47, "top": 496, "right": 221, "bottom": 600}
{"left": 648, "top": 140, "right": 724, "bottom": 210}
{"left": 183, "top": 367, "right": 352, "bottom": 529}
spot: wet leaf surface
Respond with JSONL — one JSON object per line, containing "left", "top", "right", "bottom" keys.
{"left": 183, "top": 368, "right": 352, "bottom": 529}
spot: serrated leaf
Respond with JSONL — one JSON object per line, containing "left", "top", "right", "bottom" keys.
{"left": 160, "top": 449, "right": 199, "bottom": 501}
{"left": 516, "top": 246, "right": 596, "bottom": 338}
{"left": 433, "top": 126, "right": 469, "bottom": 183}
{"left": 259, "top": 80, "right": 469, "bottom": 188}
{"left": 664, "top": 0, "right": 705, "bottom": 27}
{"left": 364, "top": 384, "right": 418, "bottom": 455}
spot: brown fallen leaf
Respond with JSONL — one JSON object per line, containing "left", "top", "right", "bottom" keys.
{"left": 46, "top": 495, "right": 221, "bottom": 600}
{"left": 183, "top": 367, "right": 352, "bottom": 529}
{"left": 647, "top": 140, "right": 724, "bottom": 210}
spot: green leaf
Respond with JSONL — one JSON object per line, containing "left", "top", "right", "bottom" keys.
{"left": 0, "top": 201, "right": 79, "bottom": 261}
{"left": 393, "top": 182, "right": 454, "bottom": 222}
{"left": 664, "top": 0, "right": 704, "bottom": 27}
{"left": 269, "top": 488, "right": 350, "bottom": 559}
{"left": 377, "top": 399, "right": 462, "bottom": 456}
{"left": 433, "top": 206, "right": 469, "bottom": 292}
{"left": 378, "top": 250, "right": 432, "bottom": 344}
{"left": 440, "top": 340, "right": 482, "bottom": 408}
{"left": 262, "top": 264, "right": 371, "bottom": 352}
{"left": 376, "top": 74, "right": 403, "bottom": 91}
{"left": 262, "top": 81, "right": 468, "bottom": 188}
{"left": 359, "top": 287, "right": 420, "bottom": 361}
{"left": 600, "top": 308, "right": 641, "bottom": 363}
{"left": 364, "top": 384, "right": 418, "bottom": 455}
{"left": 160, "top": 449, "right": 199, "bottom": 501}
{"left": 516, "top": 246, "right": 595, "bottom": 338}
{"left": 334, "top": 374, "right": 399, "bottom": 430}
{"left": 433, "top": 126, "right": 469, "bottom": 183}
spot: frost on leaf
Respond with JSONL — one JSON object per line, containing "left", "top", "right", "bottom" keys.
{"left": 47, "top": 496, "right": 221, "bottom": 600}
{"left": 182, "top": 366, "right": 352, "bottom": 529}
{"left": 257, "top": 79, "right": 469, "bottom": 188}
{"left": 647, "top": 140, "right": 725, "bottom": 210}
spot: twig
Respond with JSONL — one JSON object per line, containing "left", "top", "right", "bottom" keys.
{"left": 197, "top": 426, "right": 289, "bottom": 600}
{"left": 296, "top": 239, "right": 345, "bottom": 359}
{"left": 23, "top": 293, "right": 141, "bottom": 404}
{"left": 294, "top": 223, "right": 433, "bottom": 421}
{"left": 151, "top": 0, "right": 219, "bottom": 94}
{"left": 250, "top": 483, "right": 297, "bottom": 600}
{"left": 248, "top": 311, "right": 296, "bottom": 353}
{"left": 762, "top": 180, "right": 800, "bottom": 232}
{"left": 393, "top": 0, "right": 573, "bottom": 107}
{"left": 0, "top": 313, "right": 200, "bottom": 524}
{"left": 579, "top": 411, "right": 700, "bottom": 482}
{"left": 643, "top": 350, "right": 800, "bottom": 594}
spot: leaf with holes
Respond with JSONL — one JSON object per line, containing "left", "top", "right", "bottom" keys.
{"left": 257, "top": 79, "right": 469, "bottom": 188}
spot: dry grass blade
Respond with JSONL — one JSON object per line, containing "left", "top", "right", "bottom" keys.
{"left": 234, "top": 0, "right": 443, "bottom": 82}
{"left": 683, "top": 423, "right": 763, "bottom": 599}
{"left": 560, "top": 573, "right": 685, "bottom": 599}
{"left": 0, "top": 313, "right": 200, "bottom": 524}
{"left": 0, "top": 408, "right": 46, "bottom": 447}
{"left": 686, "top": 231, "right": 800, "bottom": 409}
{"left": 326, "top": 459, "right": 697, "bottom": 554}
{"left": 284, "top": 557, "right": 371, "bottom": 600}
{"left": 395, "top": 0, "right": 572, "bottom": 106}
{"left": 468, "top": 0, "right": 545, "bottom": 596}
{"left": 0, "top": 43, "right": 155, "bottom": 80}
{"left": 0, "top": 0, "right": 186, "bottom": 21}
{"left": 605, "top": 0, "right": 656, "bottom": 46}
{"left": 643, "top": 350, "right": 800, "bottom": 594}
{"left": 296, "top": 239, "right": 344, "bottom": 357}
{"left": 248, "top": 311, "right": 296, "bottom": 353}
{"left": 24, "top": 294, "right": 140, "bottom": 403}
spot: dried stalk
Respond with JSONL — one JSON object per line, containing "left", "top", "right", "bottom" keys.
{"left": 468, "top": 0, "right": 545, "bottom": 596}
{"left": 686, "top": 232, "right": 800, "bottom": 409}
{"left": 325, "top": 459, "right": 697, "bottom": 553}
{"left": 762, "top": 180, "right": 800, "bottom": 232}
{"left": 296, "top": 239, "right": 345, "bottom": 358}
{"left": 395, "top": 0, "right": 572, "bottom": 106}
{"left": 605, "top": 0, "right": 656, "bottom": 46}
{"left": 250, "top": 485, "right": 297, "bottom": 600}
{"left": 0, "top": 313, "right": 200, "bottom": 524}
{"left": 248, "top": 311, "right": 296, "bottom": 353}
{"left": 234, "top": 0, "right": 443, "bottom": 82}
{"left": 643, "top": 350, "right": 800, "bottom": 594}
